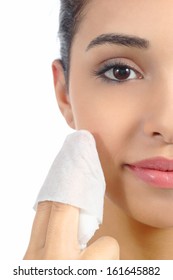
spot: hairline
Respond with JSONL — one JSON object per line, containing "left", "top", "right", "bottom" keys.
{"left": 63, "top": 0, "right": 90, "bottom": 89}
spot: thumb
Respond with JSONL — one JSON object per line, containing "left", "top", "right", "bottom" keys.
{"left": 80, "top": 236, "right": 120, "bottom": 260}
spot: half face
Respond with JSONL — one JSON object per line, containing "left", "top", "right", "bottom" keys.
{"left": 56, "top": 0, "right": 173, "bottom": 228}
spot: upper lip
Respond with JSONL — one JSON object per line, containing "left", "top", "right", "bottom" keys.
{"left": 127, "top": 157, "right": 173, "bottom": 171}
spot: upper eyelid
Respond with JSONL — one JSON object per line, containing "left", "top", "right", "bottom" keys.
{"left": 95, "top": 58, "right": 144, "bottom": 75}
{"left": 98, "top": 62, "right": 138, "bottom": 75}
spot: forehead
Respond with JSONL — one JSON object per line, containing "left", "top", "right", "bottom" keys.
{"left": 73, "top": 0, "right": 173, "bottom": 49}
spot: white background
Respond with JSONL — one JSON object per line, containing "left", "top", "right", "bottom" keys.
{"left": 0, "top": 0, "right": 73, "bottom": 259}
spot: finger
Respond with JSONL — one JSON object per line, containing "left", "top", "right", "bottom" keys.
{"left": 44, "top": 202, "right": 81, "bottom": 259}
{"left": 26, "top": 201, "right": 52, "bottom": 250}
{"left": 81, "top": 236, "right": 120, "bottom": 260}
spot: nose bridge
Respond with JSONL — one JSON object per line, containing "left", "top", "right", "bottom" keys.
{"left": 144, "top": 77, "right": 173, "bottom": 143}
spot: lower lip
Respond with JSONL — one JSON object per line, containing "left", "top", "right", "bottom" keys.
{"left": 126, "top": 165, "right": 173, "bottom": 189}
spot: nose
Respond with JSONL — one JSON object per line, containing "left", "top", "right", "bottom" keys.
{"left": 143, "top": 80, "right": 173, "bottom": 145}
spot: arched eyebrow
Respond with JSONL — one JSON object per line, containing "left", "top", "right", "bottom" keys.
{"left": 86, "top": 33, "right": 150, "bottom": 51}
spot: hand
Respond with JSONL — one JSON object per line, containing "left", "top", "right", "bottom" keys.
{"left": 33, "top": 130, "right": 106, "bottom": 248}
{"left": 24, "top": 201, "right": 119, "bottom": 260}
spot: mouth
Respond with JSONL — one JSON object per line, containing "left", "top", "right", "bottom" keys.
{"left": 125, "top": 157, "right": 173, "bottom": 189}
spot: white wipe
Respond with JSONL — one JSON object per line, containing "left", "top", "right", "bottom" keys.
{"left": 34, "top": 130, "right": 106, "bottom": 249}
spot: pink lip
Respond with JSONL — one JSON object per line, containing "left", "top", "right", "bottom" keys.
{"left": 125, "top": 157, "right": 173, "bottom": 188}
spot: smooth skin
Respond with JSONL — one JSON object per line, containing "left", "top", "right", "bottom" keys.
{"left": 24, "top": 0, "right": 173, "bottom": 259}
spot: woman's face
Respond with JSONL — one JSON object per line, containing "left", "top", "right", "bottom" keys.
{"left": 57, "top": 0, "right": 173, "bottom": 228}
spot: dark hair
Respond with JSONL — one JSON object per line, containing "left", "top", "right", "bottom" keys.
{"left": 59, "top": 0, "right": 88, "bottom": 81}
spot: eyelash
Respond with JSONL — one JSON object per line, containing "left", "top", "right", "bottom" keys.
{"left": 93, "top": 61, "right": 143, "bottom": 83}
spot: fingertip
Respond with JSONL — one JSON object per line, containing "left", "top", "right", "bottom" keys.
{"left": 99, "top": 236, "right": 120, "bottom": 259}
{"left": 81, "top": 236, "right": 120, "bottom": 260}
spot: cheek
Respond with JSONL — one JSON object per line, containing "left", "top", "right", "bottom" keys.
{"left": 70, "top": 88, "right": 139, "bottom": 153}
{"left": 69, "top": 79, "right": 145, "bottom": 200}
{"left": 69, "top": 88, "right": 138, "bottom": 177}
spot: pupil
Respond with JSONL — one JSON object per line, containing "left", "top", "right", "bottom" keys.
{"left": 113, "top": 67, "right": 130, "bottom": 80}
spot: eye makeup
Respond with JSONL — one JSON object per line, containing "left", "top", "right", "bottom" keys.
{"left": 92, "top": 58, "right": 144, "bottom": 84}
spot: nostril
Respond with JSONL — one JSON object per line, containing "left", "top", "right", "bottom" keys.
{"left": 152, "top": 132, "right": 173, "bottom": 144}
{"left": 153, "top": 132, "right": 161, "bottom": 137}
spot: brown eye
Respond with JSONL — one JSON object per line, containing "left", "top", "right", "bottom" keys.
{"left": 103, "top": 65, "right": 143, "bottom": 82}
{"left": 113, "top": 66, "right": 131, "bottom": 80}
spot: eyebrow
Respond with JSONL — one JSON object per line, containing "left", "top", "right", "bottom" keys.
{"left": 86, "top": 33, "right": 150, "bottom": 51}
